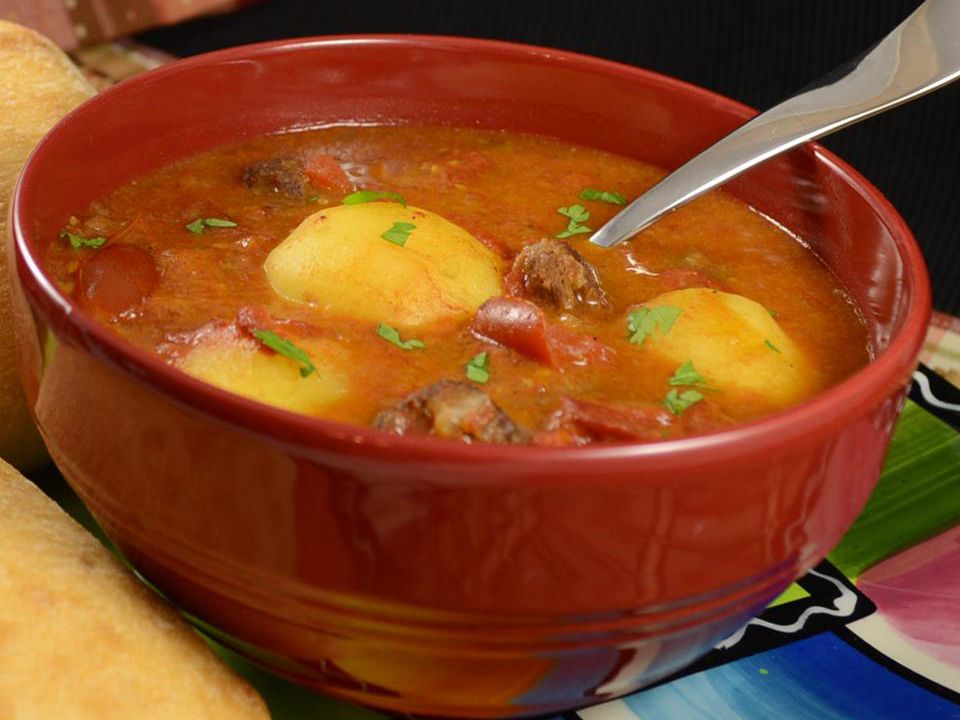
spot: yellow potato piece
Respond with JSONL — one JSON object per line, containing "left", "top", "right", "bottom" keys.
{"left": 642, "top": 288, "right": 814, "bottom": 410}
{"left": 180, "top": 336, "right": 347, "bottom": 415}
{"left": 264, "top": 203, "right": 502, "bottom": 330}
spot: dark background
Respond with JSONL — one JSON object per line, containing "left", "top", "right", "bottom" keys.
{"left": 140, "top": 0, "right": 960, "bottom": 314}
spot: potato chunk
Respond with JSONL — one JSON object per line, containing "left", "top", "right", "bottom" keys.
{"left": 264, "top": 204, "right": 502, "bottom": 330}
{"left": 641, "top": 288, "right": 813, "bottom": 411}
{"left": 179, "top": 335, "right": 348, "bottom": 415}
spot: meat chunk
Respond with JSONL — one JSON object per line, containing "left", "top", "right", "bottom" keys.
{"left": 472, "top": 297, "right": 612, "bottom": 368}
{"left": 242, "top": 157, "right": 310, "bottom": 199}
{"left": 535, "top": 397, "right": 675, "bottom": 446}
{"left": 373, "top": 380, "right": 530, "bottom": 444}
{"left": 506, "top": 239, "right": 606, "bottom": 310}
{"left": 302, "top": 152, "right": 353, "bottom": 193}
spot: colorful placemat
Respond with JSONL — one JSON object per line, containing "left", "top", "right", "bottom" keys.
{"left": 922, "top": 311, "right": 960, "bottom": 389}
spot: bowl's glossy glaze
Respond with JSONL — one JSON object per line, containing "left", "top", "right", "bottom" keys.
{"left": 9, "top": 36, "right": 930, "bottom": 718}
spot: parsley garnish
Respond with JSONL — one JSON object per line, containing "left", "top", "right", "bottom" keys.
{"left": 663, "top": 388, "right": 704, "bottom": 415}
{"left": 556, "top": 204, "right": 591, "bottom": 239}
{"left": 764, "top": 339, "right": 782, "bottom": 353}
{"left": 580, "top": 188, "right": 627, "bottom": 205}
{"left": 668, "top": 360, "right": 709, "bottom": 387}
{"left": 306, "top": 194, "right": 321, "bottom": 203}
{"left": 465, "top": 352, "right": 490, "bottom": 384}
{"left": 381, "top": 222, "right": 416, "bottom": 247}
{"left": 377, "top": 323, "right": 425, "bottom": 350}
{"left": 186, "top": 217, "right": 237, "bottom": 234}
{"left": 344, "top": 190, "right": 407, "bottom": 207}
{"left": 204, "top": 217, "right": 238, "bottom": 228}
{"left": 627, "top": 306, "right": 682, "bottom": 345}
{"left": 59, "top": 231, "right": 106, "bottom": 250}
{"left": 251, "top": 329, "right": 316, "bottom": 378}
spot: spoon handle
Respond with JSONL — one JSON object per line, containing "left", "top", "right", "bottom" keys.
{"left": 590, "top": 0, "right": 960, "bottom": 248}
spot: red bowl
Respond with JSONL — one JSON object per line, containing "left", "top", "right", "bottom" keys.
{"left": 8, "top": 36, "right": 930, "bottom": 718}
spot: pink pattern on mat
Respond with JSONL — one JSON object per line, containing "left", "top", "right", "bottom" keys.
{"left": 858, "top": 525, "right": 960, "bottom": 667}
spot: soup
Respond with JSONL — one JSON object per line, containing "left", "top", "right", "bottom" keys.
{"left": 46, "top": 126, "right": 869, "bottom": 444}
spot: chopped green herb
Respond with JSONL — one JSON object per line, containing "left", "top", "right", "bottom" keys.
{"left": 344, "top": 189, "right": 407, "bottom": 207}
{"left": 767, "top": 307, "right": 780, "bottom": 319}
{"left": 627, "top": 306, "right": 682, "bottom": 345}
{"left": 465, "top": 352, "right": 490, "bottom": 384}
{"left": 59, "top": 231, "right": 106, "bottom": 250}
{"left": 203, "top": 217, "right": 238, "bottom": 228}
{"left": 306, "top": 194, "right": 321, "bottom": 203}
{"left": 377, "top": 323, "right": 425, "bottom": 350}
{"left": 764, "top": 339, "right": 782, "bottom": 353}
{"left": 663, "top": 388, "right": 704, "bottom": 415}
{"left": 580, "top": 188, "right": 627, "bottom": 205}
{"left": 381, "top": 221, "right": 416, "bottom": 247}
{"left": 186, "top": 217, "right": 237, "bottom": 234}
{"left": 556, "top": 203, "right": 592, "bottom": 239}
{"left": 559, "top": 204, "right": 590, "bottom": 223}
{"left": 251, "top": 329, "right": 316, "bottom": 378}
{"left": 668, "top": 360, "right": 709, "bottom": 387}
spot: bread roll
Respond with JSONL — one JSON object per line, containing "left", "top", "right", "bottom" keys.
{"left": 0, "top": 20, "right": 94, "bottom": 470}
{"left": 0, "top": 458, "right": 270, "bottom": 719}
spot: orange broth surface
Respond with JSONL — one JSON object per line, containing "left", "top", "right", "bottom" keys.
{"left": 47, "top": 125, "right": 870, "bottom": 442}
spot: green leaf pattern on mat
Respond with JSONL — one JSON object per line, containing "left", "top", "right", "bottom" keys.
{"left": 828, "top": 399, "right": 960, "bottom": 579}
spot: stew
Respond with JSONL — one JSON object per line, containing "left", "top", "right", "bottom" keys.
{"left": 46, "top": 126, "right": 870, "bottom": 445}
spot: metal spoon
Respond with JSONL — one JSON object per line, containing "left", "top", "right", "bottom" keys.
{"left": 590, "top": 0, "right": 960, "bottom": 248}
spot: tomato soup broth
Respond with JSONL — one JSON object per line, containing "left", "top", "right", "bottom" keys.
{"left": 46, "top": 126, "right": 869, "bottom": 444}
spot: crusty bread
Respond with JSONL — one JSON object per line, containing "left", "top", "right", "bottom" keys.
{"left": 0, "top": 457, "right": 271, "bottom": 719}
{"left": 0, "top": 20, "right": 95, "bottom": 470}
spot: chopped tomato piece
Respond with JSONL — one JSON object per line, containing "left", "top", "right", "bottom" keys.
{"left": 547, "top": 323, "right": 611, "bottom": 366}
{"left": 658, "top": 267, "right": 725, "bottom": 291}
{"left": 235, "top": 306, "right": 325, "bottom": 343}
{"left": 503, "top": 264, "right": 524, "bottom": 297}
{"left": 76, "top": 244, "right": 159, "bottom": 318}
{"left": 444, "top": 150, "right": 491, "bottom": 183}
{"left": 236, "top": 305, "right": 275, "bottom": 334}
{"left": 472, "top": 297, "right": 610, "bottom": 367}
{"left": 681, "top": 397, "right": 735, "bottom": 435}
{"left": 303, "top": 152, "right": 353, "bottom": 193}
{"left": 538, "top": 397, "right": 675, "bottom": 444}
{"left": 471, "top": 231, "right": 512, "bottom": 260}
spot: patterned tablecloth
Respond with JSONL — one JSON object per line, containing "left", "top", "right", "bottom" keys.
{"left": 51, "top": 39, "right": 960, "bottom": 720}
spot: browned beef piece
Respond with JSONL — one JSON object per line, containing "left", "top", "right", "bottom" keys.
{"left": 507, "top": 239, "right": 606, "bottom": 310}
{"left": 241, "top": 157, "right": 310, "bottom": 199}
{"left": 373, "top": 380, "right": 530, "bottom": 444}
